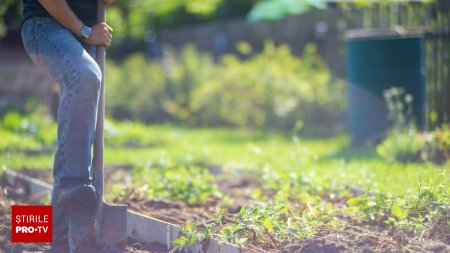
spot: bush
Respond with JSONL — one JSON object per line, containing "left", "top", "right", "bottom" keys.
{"left": 106, "top": 42, "right": 346, "bottom": 135}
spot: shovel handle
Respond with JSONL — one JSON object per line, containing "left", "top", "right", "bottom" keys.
{"left": 93, "top": 0, "right": 106, "bottom": 198}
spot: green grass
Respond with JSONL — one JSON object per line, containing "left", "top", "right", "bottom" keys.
{"left": 1, "top": 122, "right": 447, "bottom": 197}
{"left": 0, "top": 151, "right": 54, "bottom": 169}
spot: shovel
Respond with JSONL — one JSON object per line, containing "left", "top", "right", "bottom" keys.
{"left": 68, "top": 1, "right": 128, "bottom": 252}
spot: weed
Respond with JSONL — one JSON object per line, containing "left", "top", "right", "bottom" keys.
{"left": 131, "top": 164, "right": 221, "bottom": 205}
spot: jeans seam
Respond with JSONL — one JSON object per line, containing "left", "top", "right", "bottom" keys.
{"left": 30, "top": 20, "right": 41, "bottom": 65}
{"left": 38, "top": 19, "right": 79, "bottom": 178}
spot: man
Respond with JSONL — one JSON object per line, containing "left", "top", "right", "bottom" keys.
{"left": 21, "top": 0, "right": 115, "bottom": 251}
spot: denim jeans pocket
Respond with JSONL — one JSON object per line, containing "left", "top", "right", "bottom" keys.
{"left": 21, "top": 19, "right": 41, "bottom": 66}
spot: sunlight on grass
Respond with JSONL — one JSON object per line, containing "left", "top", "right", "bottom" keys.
{"left": 1, "top": 124, "right": 447, "bottom": 198}
{"left": 0, "top": 151, "right": 54, "bottom": 170}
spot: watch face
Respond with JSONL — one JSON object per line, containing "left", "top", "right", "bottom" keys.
{"left": 82, "top": 26, "right": 92, "bottom": 38}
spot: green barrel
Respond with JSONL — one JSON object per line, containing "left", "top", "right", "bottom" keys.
{"left": 346, "top": 31, "right": 425, "bottom": 143}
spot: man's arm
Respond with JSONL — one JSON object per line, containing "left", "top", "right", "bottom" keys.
{"left": 38, "top": 0, "right": 113, "bottom": 47}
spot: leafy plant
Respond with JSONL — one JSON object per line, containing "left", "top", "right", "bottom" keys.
{"left": 132, "top": 164, "right": 221, "bottom": 205}
{"left": 172, "top": 222, "right": 204, "bottom": 247}
{"left": 346, "top": 171, "right": 450, "bottom": 240}
{"left": 346, "top": 191, "right": 397, "bottom": 224}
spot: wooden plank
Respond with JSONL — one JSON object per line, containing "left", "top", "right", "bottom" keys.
{"left": 3, "top": 169, "right": 52, "bottom": 200}
{"left": 127, "top": 210, "right": 170, "bottom": 245}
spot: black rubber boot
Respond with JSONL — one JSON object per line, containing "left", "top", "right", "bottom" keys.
{"left": 57, "top": 180, "right": 96, "bottom": 207}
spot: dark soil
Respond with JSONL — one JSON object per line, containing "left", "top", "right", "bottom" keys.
{"left": 281, "top": 225, "right": 450, "bottom": 253}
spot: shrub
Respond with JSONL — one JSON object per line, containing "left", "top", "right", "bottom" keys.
{"left": 106, "top": 54, "right": 169, "bottom": 122}
{"left": 106, "top": 42, "right": 346, "bottom": 135}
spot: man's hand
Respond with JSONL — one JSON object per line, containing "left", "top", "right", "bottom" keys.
{"left": 39, "top": 0, "right": 115, "bottom": 45}
{"left": 103, "top": 0, "right": 117, "bottom": 5}
{"left": 85, "top": 22, "right": 113, "bottom": 47}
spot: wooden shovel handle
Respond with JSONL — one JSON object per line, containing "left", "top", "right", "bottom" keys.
{"left": 93, "top": 0, "right": 106, "bottom": 197}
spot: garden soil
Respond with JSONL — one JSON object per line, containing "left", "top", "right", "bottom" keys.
{"left": 119, "top": 176, "right": 450, "bottom": 253}
{"left": 2, "top": 168, "right": 450, "bottom": 253}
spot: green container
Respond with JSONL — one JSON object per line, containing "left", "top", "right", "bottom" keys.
{"left": 346, "top": 31, "right": 425, "bottom": 143}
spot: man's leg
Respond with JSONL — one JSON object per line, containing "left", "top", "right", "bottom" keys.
{"left": 21, "top": 17, "right": 101, "bottom": 249}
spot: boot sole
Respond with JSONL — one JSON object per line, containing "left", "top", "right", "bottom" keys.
{"left": 57, "top": 185, "right": 97, "bottom": 207}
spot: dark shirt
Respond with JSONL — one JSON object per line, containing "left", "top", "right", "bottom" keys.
{"left": 22, "top": 0, "right": 97, "bottom": 27}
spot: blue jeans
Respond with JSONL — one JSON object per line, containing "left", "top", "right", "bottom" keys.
{"left": 21, "top": 17, "right": 101, "bottom": 246}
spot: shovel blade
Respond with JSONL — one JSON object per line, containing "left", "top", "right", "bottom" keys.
{"left": 68, "top": 205, "right": 96, "bottom": 253}
{"left": 68, "top": 202, "right": 127, "bottom": 253}
{"left": 96, "top": 202, "right": 128, "bottom": 252}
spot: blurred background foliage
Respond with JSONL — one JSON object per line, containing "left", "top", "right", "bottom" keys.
{"left": 105, "top": 42, "right": 345, "bottom": 136}
{"left": 0, "top": 0, "right": 253, "bottom": 53}
{"left": 0, "top": 0, "right": 344, "bottom": 136}
{"left": 106, "top": 0, "right": 258, "bottom": 56}
{"left": 0, "top": 0, "right": 330, "bottom": 57}
{"left": 0, "top": 0, "right": 21, "bottom": 37}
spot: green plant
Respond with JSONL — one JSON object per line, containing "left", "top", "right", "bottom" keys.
{"left": 346, "top": 191, "right": 398, "bottom": 225}
{"left": 418, "top": 126, "right": 450, "bottom": 164}
{"left": 345, "top": 170, "right": 450, "bottom": 240}
{"left": 0, "top": 111, "right": 56, "bottom": 150}
{"left": 172, "top": 196, "right": 343, "bottom": 250}
{"left": 376, "top": 128, "right": 423, "bottom": 162}
{"left": 384, "top": 87, "right": 415, "bottom": 130}
{"left": 172, "top": 221, "right": 205, "bottom": 247}
{"left": 377, "top": 88, "right": 422, "bottom": 162}
{"left": 131, "top": 164, "right": 221, "bottom": 205}
{"left": 377, "top": 123, "right": 450, "bottom": 164}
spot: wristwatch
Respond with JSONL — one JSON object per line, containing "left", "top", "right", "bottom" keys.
{"left": 81, "top": 25, "right": 92, "bottom": 40}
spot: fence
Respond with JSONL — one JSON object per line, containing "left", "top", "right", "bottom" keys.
{"left": 331, "top": 0, "right": 450, "bottom": 129}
